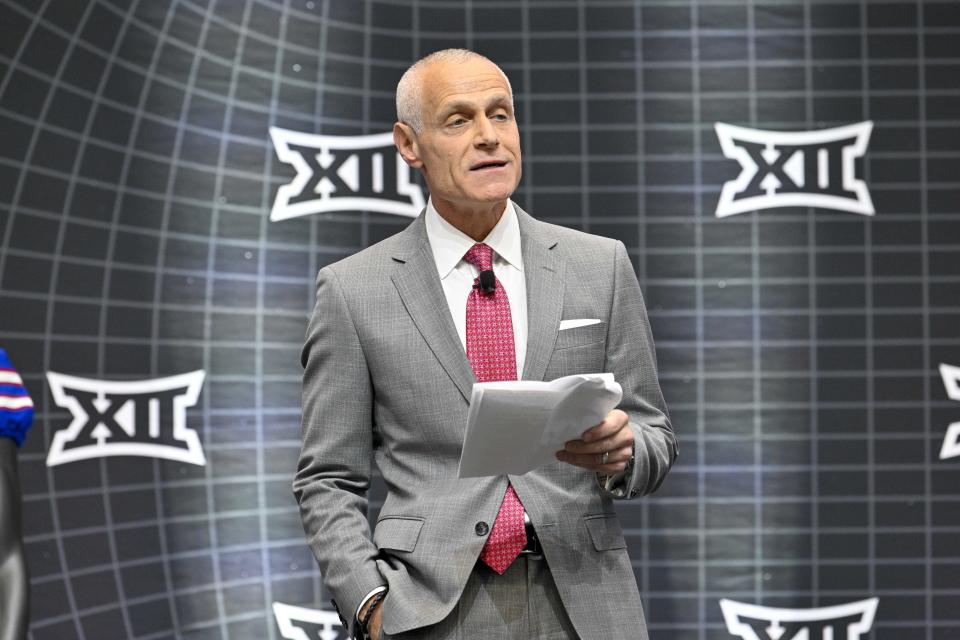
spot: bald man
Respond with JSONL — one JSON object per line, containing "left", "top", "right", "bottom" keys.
{"left": 295, "top": 49, "right": 676, "bottom": 640}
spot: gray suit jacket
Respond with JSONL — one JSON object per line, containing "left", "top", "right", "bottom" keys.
{"left": 294, "top": 206, "right": 676, "bottom": 639}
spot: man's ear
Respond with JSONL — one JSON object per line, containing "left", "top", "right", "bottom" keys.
{"left": 393, "top": 122, "right": 423, "bottom": 169}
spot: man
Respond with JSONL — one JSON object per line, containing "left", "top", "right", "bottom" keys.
{"left": 294, "top": 49, "right": 676, "bottom": 639}
{"left": 1, "top": 348, "right": 33, "bottom": 640}
{"left": 0, "top": 437, "right": 28, "bottom": 640}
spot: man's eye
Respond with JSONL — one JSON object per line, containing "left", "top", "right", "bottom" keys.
{"left": 448, "top": 117, "right": 468, "bottom": 126}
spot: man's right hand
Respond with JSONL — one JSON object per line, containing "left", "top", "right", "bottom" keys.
{"left": 358, "top": 595, "right": 385, "bottom": 640}
{"left": 367, "top": 605, "right": 383, "bottom": 640}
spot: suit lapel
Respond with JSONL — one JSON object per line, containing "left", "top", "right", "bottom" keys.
{"left": 516, "top": 207, "right": 564, "bottom": 382}
{"left": 391, "top": 215, "right": 476, "bottom": 403}
{"left": 391, "top": 206, "right": 565, "bottom": 396}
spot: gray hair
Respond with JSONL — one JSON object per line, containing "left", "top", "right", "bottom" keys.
{"left": 396, "top": 49, "right": 514, "bottom": 133}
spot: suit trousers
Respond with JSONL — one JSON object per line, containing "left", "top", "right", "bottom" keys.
{"left": 382, "top": 555, "right": 580, "bottom": 640}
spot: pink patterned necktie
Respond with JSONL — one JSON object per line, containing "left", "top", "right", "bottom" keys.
{"left": 463, "top": 243, "right": 527, "bottom": 575}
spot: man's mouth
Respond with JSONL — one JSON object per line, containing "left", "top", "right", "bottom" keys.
{"left": 470, "top": 160, "right": 509, "bottom": 171}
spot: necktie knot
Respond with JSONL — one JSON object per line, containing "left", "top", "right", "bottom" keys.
{"left": 463, "top": 243, "right": 494, "bottom": 272}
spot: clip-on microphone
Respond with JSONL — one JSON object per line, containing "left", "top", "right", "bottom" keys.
{"left": 473, "top": 270, "right": 496, "bottom": 294}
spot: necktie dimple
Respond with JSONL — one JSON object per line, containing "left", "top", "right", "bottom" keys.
{"left": 463, "top": 243, "right": 527, "bottom": 574}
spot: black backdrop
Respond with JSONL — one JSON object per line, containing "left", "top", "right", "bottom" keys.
{"left": 1, "top": 1, "right": 958, "bottom": 638}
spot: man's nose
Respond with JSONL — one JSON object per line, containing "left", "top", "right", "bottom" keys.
{"left": 474, "top": 116, "right": 499, "bottom": 147}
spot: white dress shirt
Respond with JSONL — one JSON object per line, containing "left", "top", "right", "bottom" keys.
{"left": 424, "top": 198, "right": 527, "bottom": 377}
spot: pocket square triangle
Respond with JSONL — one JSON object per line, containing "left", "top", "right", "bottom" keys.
{"left": 558, "top": 319, "right": 601, "bottom": 330}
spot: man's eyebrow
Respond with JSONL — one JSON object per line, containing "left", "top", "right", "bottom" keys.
{"left": 439, "top": 94, "right": 512, "bottom": 118}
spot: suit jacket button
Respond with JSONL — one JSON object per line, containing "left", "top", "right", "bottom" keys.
{"left": 475, "top": 521, "right": 489, "bottom": 536}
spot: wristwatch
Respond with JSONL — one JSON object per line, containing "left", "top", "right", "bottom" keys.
{"left": 597, "top": 442, "right": 637, "bottom": 497}
{"left": 624, "top": 449, "right": 639, "bottom": 498}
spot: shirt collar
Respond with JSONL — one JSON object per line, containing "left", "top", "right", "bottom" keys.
{"left": 424, "top": 198, "right": 523, "bottom": 279}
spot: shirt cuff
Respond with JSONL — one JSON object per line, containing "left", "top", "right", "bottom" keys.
{"left": 355, "top": 585, "right": 388, "bottom": 624}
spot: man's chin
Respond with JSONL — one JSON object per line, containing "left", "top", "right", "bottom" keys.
{"left": 469, "top": 182, "right": 519, "bottom": 205}
{"left": 433, "top": 183, "right": 519, "bottom": 213}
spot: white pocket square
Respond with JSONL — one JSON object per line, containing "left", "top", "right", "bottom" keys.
{"left": 558, "top": 319, "right": 601, "bottom": 330}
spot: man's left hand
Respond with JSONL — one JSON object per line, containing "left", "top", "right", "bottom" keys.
{"left": 555, "top": 409, "right": 633, "bottom": 474}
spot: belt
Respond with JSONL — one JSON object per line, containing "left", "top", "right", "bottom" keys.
{"left": 519, "top": 521, "right": 542, "bottom": 556}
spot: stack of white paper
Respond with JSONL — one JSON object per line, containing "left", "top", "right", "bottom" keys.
{"left": 457, "top": 373, "right": 622, "bottom": 478}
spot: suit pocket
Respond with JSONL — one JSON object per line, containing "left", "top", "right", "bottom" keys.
{"left": 374, "top": 516, "right": 425, "bottom": 553}
{"left": 584, "top": 514, "right": 626, "bottom": 551}
{"left": 555, "top": 321, "right": 606, "bottom": 350}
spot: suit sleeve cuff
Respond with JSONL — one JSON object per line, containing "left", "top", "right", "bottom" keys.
{"left": 356, "top": 586, "right": 388, "bottom": 624}
{"left": 330, "top": 562, "right": 387, "bottom": 638}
